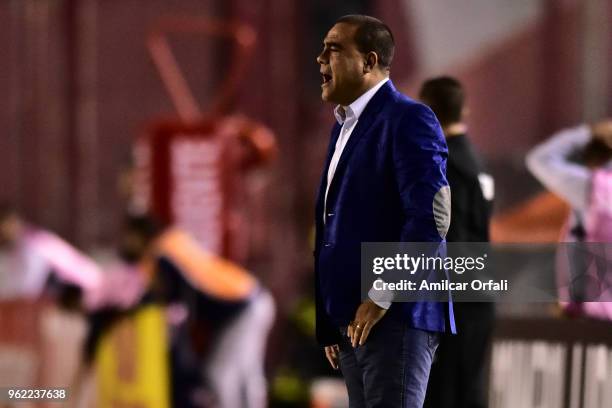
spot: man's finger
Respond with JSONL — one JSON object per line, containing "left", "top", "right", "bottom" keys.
{"left": 347, "top": 323, "right": 354, "bottom": 340}
{"left": 326, "top": 354, "right": 337, "bottom": 369}
{"left": 352, "top": 323, "right": 364, "bottom": 347}
{"left": 325, "top": 348, "right": 339, "bottom": 369}
{"left": 327, "top": 354, "right": 338, "bottom": 370}
{"left": 359, "top": 321, "right": 373, "bottom": 345}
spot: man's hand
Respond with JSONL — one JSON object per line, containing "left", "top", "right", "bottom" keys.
{"left": 348, "top": 299, "right": 387, "bottom": 347}
{"left": 324, "top": 344, "right": 340, "bottom": 369}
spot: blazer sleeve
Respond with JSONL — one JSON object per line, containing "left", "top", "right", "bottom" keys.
{"left": 315, "top": 273, "right": 342, "bottom": 346}
{"left": 392, "top": 104, "right": 450, "bottom": 242}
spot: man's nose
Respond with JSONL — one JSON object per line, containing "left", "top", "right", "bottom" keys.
{"left": 316, "top": 51, "right": 327, "bottom": 65}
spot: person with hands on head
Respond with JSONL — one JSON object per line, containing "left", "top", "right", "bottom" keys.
{"left": 526, "top": 118, "right": 612, "bottom": 214}
{"left": 526, "top": 118, "right": 612, "bottom": 319}
{"left": 314, "top": 15, "right": 453, "bottom": 408}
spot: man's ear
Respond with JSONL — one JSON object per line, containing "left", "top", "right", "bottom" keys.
{"left": 363, "top": 52, "right": 378, "bottom": 73}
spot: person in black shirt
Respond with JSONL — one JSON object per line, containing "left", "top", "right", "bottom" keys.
{"left": 419, "top": 77, "right": 495, "bottom": 408}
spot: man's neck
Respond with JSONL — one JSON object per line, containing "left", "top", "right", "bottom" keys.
{"left": 443, "top": 123, "right": 467, "bottom": 138}
{"left": 341, "top": 74, "right": 389, "bottom": 108}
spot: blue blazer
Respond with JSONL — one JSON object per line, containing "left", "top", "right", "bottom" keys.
{"left": 314, "top": 80, "right": 454, "bottom": 345}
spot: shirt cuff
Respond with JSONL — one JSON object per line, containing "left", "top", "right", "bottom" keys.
{"left": 368, "top": 280, "right": 394, "bottom": 309}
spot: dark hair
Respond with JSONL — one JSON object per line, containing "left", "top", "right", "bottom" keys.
{"left": 582, "top": 139, "right": 612, "bottom": 167}
{"left": 123, "top": 214, "right": 164, "bottom": 243}
{"left": 419, "top": 76, "right": 465, "bottom": 128}
{"left": 335, "top": 15, "right": 395, "bottom": 69}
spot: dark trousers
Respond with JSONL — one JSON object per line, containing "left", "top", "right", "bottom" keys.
{"left": 337, "top": 315, "right": 440, "bottom": 408}
{"left": 424, "top": 303, "right": 495, "bottom": 408}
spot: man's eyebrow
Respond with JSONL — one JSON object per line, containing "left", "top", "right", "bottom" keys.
{"left": 323, "top": 40, "right": 343, "bottom": 49}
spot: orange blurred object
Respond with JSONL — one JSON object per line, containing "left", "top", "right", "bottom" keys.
{"left": 491, "top": 192, "right": 570, "bottom": 243}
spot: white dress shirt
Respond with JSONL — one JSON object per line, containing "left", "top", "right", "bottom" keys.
{"left": 324, "top": 77, "right": 390, "bottom": 213}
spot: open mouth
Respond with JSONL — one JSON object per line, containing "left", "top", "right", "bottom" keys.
{"left": 321, "top": 74, "right": 332, "bottom": 86}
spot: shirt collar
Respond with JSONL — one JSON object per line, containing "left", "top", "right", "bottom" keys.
{"left": 334, "top": 77, "right": 389, "bottom": 125}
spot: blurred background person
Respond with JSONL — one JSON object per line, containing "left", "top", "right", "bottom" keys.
{"left": 419, "top": 77, "right": 495, "bottom": 408}
{"left": 526, "top": 119, "right": 612, "bottom": 242}
{"left": 0, "top": 202, "right": 102, "bottom": 401}
{"left": 115, "top": 214, "right": 275, "bottom": 408}
{"left": 0, "top": 203, "right": 101, "bottom": 305}
{"left": 526, "top": 119, "right": 612, "bottom": 319}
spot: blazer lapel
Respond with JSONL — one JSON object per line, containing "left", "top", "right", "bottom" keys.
{"left": 325, "top": 81, "right": 395, "bottom": 207}
{"left": 315, "top": 122, "right": 342, "bottom": 220}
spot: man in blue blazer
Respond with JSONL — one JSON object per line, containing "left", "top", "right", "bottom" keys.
{"left": 314, "top": 15, "right": 453, "bottom": 407}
